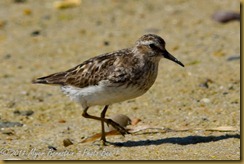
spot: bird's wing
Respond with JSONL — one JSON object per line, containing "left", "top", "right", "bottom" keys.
{"left": 33, "top": 49, "right": 134, "bottom": 88}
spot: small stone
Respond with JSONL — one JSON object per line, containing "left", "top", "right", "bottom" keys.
{"left": 199, "top": 82, "right": 208, "bottom": 88}
{"left": 1, "top": 129, "right": 15, "bottom": 135}
{"left": 202, "top": 117, "right": 209, "bottom": 121}
{"left": 53, "top": 0, "right": 82, "bottom": 9}
{"left": 228, "top": 85, "right": 234, "bottom": 90}
{"left": 223, "top": 92, "right": 228, "bottom": 95}
{"left": 63, "top": 138, "right": 73, "bottom": 147}
{"left": 103, "top": 41, "right": 110, "bottom": 46}
{"left": 23, "top": 9, "right": 32, "bottom": 15}
{"left": 200, "top": 98, "right": 211, "bottom": 103}
{"left": 199, "top": 78, "right": 213, "bottom": 88}
{"left": 58, "top": 119, "right": 66, "bottom": 123}
{"left": 31, "top": 30, "right": 40, "bottom": 36}
{"left": 3, "top": 54, "right": 11, "bottom": 59}
{"left": 20, "top": 91, "right": 28, "bottom": 95}
{"left": 212, "top": 11, "right": 240, "bottom": 23}
{"left": 48, "top": 145, "right": 57, "bottom": 151}
{"left": 227, "top": 55, "right": 240, "bottom": 61}
{"left": 13, "top": 110, "right": 34, "bottom": 116}
{"left": 13, "top": 0, "right": 26, "bottom": 3}
{"left": 0, "top": 122, "right": 23, "bottom": 128}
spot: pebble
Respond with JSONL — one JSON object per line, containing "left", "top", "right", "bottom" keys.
{"left": 1, "top": 129, "right": 15, "bottom": 135}
{"left": 212, "top": 11, "right": 240, "bottom": 23}
{"left": 200, "top": 98, "right": 211, "bottom": 103}
{"left": 13, "top": 0, "right": 26, "bottom": 3}
{"left": 103, "top": 41, "right": 110, "bottom": 46}
{"left": 23, "top": 9, "right": 32, "bottom": 15}
{"left": 53, "top": 0, "right": 82, "bottom": 9}
{"left": 227, "top": 55, "right": 240, "bottom": 61}
{"left": 223, "top": 92, "right": 228, "bottom": 95}
{"left": 63, "top": 138, "right": 73, "bottom": 147}
{"left": 0, "top": 122, "right": 23, "bottom": 128}
{"left": 3, "top": 54, "right": 11, "bottom": 59}
{"left": 48, "top": 145, "right": 57, "bottom": 151}
{"left": 31, "top": 30, "right": 41, "bottom": 36}
{"left": 199, "top": 78, "right": 213, "bottom": 88}
{"left": 13, "top": 110, "right": 34, "bottom": 116}
{"left": 201, "top": 117, "right": 209, "bottom": 121}
{"left": 58, "top": 119, "right": 66, "bottom": 123}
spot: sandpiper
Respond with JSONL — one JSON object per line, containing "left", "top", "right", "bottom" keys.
{"left": 33, "top": 34, "right": 184, "bottom": 145}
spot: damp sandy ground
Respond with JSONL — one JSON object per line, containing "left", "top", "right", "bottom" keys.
{"left": 0, "top": 0, "right": 240, "bottom": 160}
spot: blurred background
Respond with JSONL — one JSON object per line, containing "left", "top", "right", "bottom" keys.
{"left": 0, "top": 0, "right": 240, "bottom": 160}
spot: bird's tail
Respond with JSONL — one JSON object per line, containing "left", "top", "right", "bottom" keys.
{"left": 32, "top": 72, "right": 66, "bottom": 85}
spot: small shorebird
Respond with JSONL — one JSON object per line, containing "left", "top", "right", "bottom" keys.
{"left": 33, "top": 34, "right": 184, "bottom": 145}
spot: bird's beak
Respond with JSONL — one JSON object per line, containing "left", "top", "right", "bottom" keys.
{"left": 163, "top": 50, "right": 184, "bottom": 67}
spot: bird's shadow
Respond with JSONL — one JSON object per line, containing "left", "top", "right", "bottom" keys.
{"left": 108, "top": 133, "right": 240, "bottom": 147}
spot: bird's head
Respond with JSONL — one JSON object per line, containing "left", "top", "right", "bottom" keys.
{"left": 134, "top": 34, "right": 184, "bottom": 67}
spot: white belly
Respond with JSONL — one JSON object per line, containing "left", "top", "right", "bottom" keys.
{"left": 61, "top": 81, "right": 147, "bottom": 109}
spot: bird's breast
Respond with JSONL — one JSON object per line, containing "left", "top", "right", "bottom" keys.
{"left": 61, "top": 82, "right": 148, "bottom": 108}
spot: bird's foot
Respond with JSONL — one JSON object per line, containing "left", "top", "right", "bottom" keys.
{"left": 106, "top": 119, "right": 130, "bottom": 136}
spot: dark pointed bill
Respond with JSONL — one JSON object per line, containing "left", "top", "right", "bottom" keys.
{"left": 163, "top": 50, "right": 184, "bottom": 67}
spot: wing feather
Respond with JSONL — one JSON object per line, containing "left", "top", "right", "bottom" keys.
{"left": 33, "top": 49, "right": 134, "bottom": 88}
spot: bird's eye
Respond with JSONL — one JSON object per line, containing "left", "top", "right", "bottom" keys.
{"left": 148, "top": 43, "right": 157, "bottom": 49}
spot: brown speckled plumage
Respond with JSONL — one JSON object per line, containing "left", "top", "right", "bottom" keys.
{"left": 34, "top": 48, "right": 157, "bottom": 89}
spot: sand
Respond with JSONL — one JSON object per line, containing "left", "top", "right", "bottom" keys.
{"left": 0, "top": 0, "right": 240, "bottom": 160}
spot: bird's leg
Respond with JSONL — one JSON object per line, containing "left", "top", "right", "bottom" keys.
{"left": 82, "top": 107, "right": 130, "bottom": 141}
{"left": 100, "top": 105, "right": 108, "bottom": 144}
